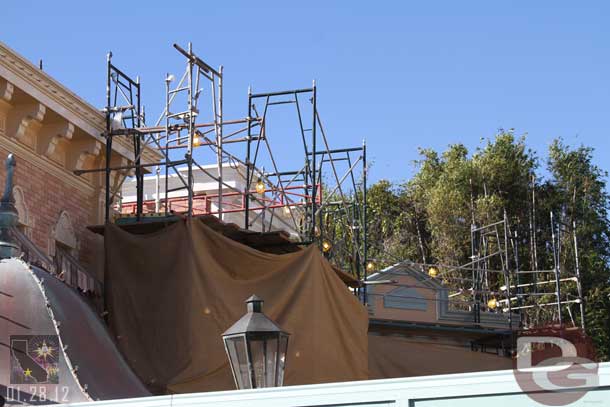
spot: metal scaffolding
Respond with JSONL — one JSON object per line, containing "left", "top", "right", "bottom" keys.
{"left": 75, "top": 42, "right": 368, "bottom": 289}
{"left": 367, "top": 210, "right": 586, "bottom": 332}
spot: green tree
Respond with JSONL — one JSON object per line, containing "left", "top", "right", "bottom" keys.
{"left": 547, "top": 139, "right": 610, "bottom": 359}
{"left": 327, "top": 132, "right": 610, "bottom": 360}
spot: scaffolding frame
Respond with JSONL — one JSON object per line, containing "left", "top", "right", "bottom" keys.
{"left": 103, "top": 51, "right": 143, "bottom": 222}
{"left": 367, "top": 209, "right": 587, "bottom": 334}
{"left": 75, "top": 42, "right": 368, "bottom": 291}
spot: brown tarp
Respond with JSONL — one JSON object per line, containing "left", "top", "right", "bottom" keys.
{"left": 368, "top": 334, "right": 512, "bottom": 379}
{"left": 104, "top": 218, "right": 368, "bottom": 393}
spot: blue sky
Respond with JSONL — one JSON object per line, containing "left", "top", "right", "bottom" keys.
{"left": 2, "top": 1, "right": 609, "bottom": 184}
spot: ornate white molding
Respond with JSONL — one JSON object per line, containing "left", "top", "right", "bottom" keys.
{"left": 67, "top": 138, "right": 102, "bottom": 171}
{"left": 0, "top": 41, "right": 160, "bottom": 164}
{"left": 0, "top": 79, "right": 13, "bottom": 103}
{"left": 38, "top": 121, "right": 74, "bottom": 157}
{"left": 6, "top": 102, "right": 46, "bottom": 142}
{"left": 13, "top": 185, "right": 30, "bottom": 228}
{"left": 0, "top": 135, "right": 94, "bottom": 194}
{"left": 53, "top": 210, "right": 78, "bottom": 250}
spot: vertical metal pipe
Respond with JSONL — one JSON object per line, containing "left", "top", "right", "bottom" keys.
{"left": 164, "top": 74, "right": 171, "bottom": 216}
{"left": 572, "top": 220, "right": 586, "bottom": 330}
{"left": 155, "top": 166, "right": 160, "bottom": 212}
{"left": 532, "top": 174, "right": 539, "bottom": 292}
{"left": 303, "top": 158, "right": 309, "bottom": 239}
{"left": 245, "top": 87, "right": 252, "bottom": 229}
{"left": 311, "top": 81, "right": 317, "bottom": 242}
{"left": 471, "top": 223, "right": 480, "bottom": 324}
{"left": 187, "top": 43, "right": 194, "bottom": 218}
{"left": 217, "top": 66, "right": 224, "bottom": 219}
{"left": 135, "top": 76, "right": 143, "bottom": 221}
{"left": 514, "top": 229, "right": 523, "bottom": 321}
{"left": 362, "top": 139, "right": 368, "bottom": 304}
{"left": 527, "top": 174, "right": 534, "bottom": 269}
{"left": 550, "top": 212, "right": 563, "bottom": 325}
{"left": 104, "top": 52, "right": 112, "bottom": 223}
{"left": 503, "top": 211, "right": 513, "bottom": 331}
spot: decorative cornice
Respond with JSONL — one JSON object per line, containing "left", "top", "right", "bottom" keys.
{"left": 0, "top": 41, "right": 160, "bottom": 165}
{"left": 0, "top": 80, "right": 13, "bottom": 102}
{"left": 0, "top": 42, "right": 104, "bottom": 131}
{"left": 0, "top": 134, "right": 94, "bottom": 194}
{"left": 38, "top": 121, "right": 75, "bottom": 157}
{"left": 7, "top": 102, "right": 46, "bottom": 141}
{"left": 67, "top": 139, "right": 102, "bottom": 172}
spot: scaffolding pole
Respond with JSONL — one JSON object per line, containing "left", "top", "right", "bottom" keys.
{"left": 78, "top": 42, "right": 368, "bottom": 294}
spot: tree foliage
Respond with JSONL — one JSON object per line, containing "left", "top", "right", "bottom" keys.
{"left": 357, "top": 132, "right": 610, "bottom": 360}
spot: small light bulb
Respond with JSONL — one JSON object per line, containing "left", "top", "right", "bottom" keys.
{"left": 366, "top": 262, "right": 375, "bottom": 272}
{"left": 487, "top": 298, "right": 497, "bottom": 310}
{"left": 428, "top": 267, "right": 439, "bottom": 278}
{"left": 255, "top": 179, "right": 265, "bottom": 194}
{"left": 322, "top": 241, "right": 332, "bottom": 253}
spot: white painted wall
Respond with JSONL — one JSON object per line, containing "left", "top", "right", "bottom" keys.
{"left": 56, "top": 363, "right": 610, "bottom": 407}
{"left": 121, "top": 162, "right": 300, "bottom": 237}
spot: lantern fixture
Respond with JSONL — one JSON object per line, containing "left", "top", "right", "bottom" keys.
{"left": 322, "top": 240, "right": 332, "bottom": 253}
{"left": 487, "top": 297, "right": 498, "bottom": 310}
{"left": 366, "top": 261, "right": 375, "bottom": 272}
{"left": 222, "top": 295, "right": 290, "bottom": 389}
{"left": 255, "top": 178, "right": 266, "bottom": 194}
{"left": 193, "top": 135, "right": 201, "bottom": 147}
{"left": 427, "top": 266, "right": 439, "bottom": 278}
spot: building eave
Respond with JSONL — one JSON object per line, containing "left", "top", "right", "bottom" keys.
{"left": 0, "top": 41, "right": 160, "bottom": 164}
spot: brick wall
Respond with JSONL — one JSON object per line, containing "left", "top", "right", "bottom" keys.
{"left": 0, "top": 145, "right": 99, "bottom": 271}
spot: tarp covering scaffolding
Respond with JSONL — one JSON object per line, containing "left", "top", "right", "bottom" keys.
{"left": 76, "top": 42, "right": 369, "bottom": 295}
{"left": 103, "top": 218, "right": 368, "bottom": 393}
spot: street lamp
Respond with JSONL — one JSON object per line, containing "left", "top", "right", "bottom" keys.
{"left": 222, "top": 295, "right": 290, "bottom": 389}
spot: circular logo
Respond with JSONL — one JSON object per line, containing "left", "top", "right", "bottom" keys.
{"left": 513, "top": 329, "right": 599, "bottom": 406}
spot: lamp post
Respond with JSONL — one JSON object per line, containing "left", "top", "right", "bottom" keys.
{"left": 222, "top": 295, "right": 289, "bottom": 389}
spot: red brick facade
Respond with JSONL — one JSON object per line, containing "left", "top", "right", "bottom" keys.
{"left": 0, "top": 145, "right": 100, "bottom": 269}
{"left": 0, "top": 41, "right": 159, "bottom": 278}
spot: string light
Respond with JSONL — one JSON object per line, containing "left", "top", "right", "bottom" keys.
{"left": 255, "top": 178, "right": 265, "bottom": 194}
{"left": 487, "top": 298, "right": 498, "bottom": 310}
{"left": 322, "top": 241, "right": 332, "bottom": 253}
{"left": 427, "top": 267, "right": 439, "bottom": 278}
{"left": 366, "top": 261, "right": 375, "bottom": 272}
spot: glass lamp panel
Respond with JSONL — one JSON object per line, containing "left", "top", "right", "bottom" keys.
{"left": 264, "top": 337, "right": 279, "bottom": 387}
{"left": 225, "top": 335, "right": 251, "bottom": 389}
{"left": 248, "top": 337, "right": 267, "bottom": 388}
{"left": 277, "top": 333, "right": 289, "bottom": 386}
